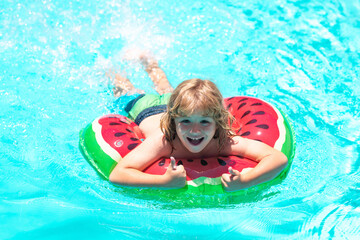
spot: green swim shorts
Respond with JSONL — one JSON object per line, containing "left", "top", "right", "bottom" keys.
{"left": 124, "top": 93, "right": 171, "bottom": 125}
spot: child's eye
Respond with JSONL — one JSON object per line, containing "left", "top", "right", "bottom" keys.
{"left": 200, "top": 120, "right": 211, "bottom": 125}
{"left": 181, "top": 119, "right": 191, "bottom": 124}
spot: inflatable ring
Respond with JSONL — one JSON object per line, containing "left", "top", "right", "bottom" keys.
{"left": 79, "top": 96, "right": 295, "bottom": 194}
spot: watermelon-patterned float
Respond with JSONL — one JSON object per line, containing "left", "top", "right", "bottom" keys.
{"left": 79, "top": 96, "right": 295, "bottom": 194}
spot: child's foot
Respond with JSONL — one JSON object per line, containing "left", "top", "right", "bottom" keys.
{"left": 107, "top": 71, "right": 143, "bottom": 97}
{"left": 139, "top": 55, "right": 159, "bottom": 73}
{"left": 112, "top": 85, "right": 144, "bottom": 97}
{"left": 122, "top": 48, "right": 173, "bottom": 95}
{"left": 123, "top": 48, "right": 159, "bottom": 72}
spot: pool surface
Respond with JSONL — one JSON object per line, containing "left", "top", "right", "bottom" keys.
{"left": 1, "top": 0, "right": 360, "bottom": 239}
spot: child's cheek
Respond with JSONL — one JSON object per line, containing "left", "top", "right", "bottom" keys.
{"left": 204, "top": 124, "right": 216, "bottom": 132}
{"left": 177, "top": 123, "right": 189, "bottom": 133}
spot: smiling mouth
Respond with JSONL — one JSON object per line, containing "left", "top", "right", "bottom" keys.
{"left": 187, "top": 137, "right": 204, "bottom": 146}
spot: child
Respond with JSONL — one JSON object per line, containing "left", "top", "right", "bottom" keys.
{"left": 108, "top": 53, "right": 288, "bottom": 191}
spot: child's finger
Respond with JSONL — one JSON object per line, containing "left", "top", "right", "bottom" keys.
{"left": 221, "top": 176, "right": 228, "bottom": 187}
{"left": 228, "top": 167, "right": 239, "bottom": 176}
{"left": 221, "top": 173, "right": 230, "bottom": 182}
{"left": 170, "top": 156, "right": 177, "bottom": 170}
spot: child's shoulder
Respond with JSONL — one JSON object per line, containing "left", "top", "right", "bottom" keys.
{"left": 141, "top": 130, "right": 172, "bottom": 155}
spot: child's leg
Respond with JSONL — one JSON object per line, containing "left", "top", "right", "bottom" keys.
{"left": 140, "top": 56, "right": 173, "bottom": 95}
{"left": 107, "top": 71, "right": 144, "bottom": 98}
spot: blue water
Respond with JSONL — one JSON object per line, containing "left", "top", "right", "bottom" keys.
{"left": 1, "top": 0, "right": 360, "bottom": 239}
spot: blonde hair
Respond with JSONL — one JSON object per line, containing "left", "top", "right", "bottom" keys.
{"left": 160, "top": 78, "right": 234, "bottom": 151}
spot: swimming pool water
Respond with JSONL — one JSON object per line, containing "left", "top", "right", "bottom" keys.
{"left": 1, "top": 0, "right": 360, "bottom": 239}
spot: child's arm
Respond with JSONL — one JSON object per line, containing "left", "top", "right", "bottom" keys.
{"left": 221, "top": 136, "right": 288, "bottom": 191}
{"left": 109, "top": 132, "right": 186, "bottom": 189}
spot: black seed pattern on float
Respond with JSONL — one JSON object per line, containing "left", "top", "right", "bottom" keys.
{"left": 251, "top": 102, "right": 262, "bottom": 106}
{"left": 245, "top": 119, "right": 257, "bottom": 125}
{"left": 109, "top": 122, "right": 121, "bottom": 125}
{"left": 158, "top": 159, "right": 165, "bottom": 166}
{"left": 217, "top": 158, "right": 227, "bottom": 166}
{"left": 126, "top": 128, "right": 134, "bottom": 133}
{"left": 256, "top": 124, "right": 269, "bottom": 129}
{"left": 114, "top": 132, "right": 126, "bottom": 137}
{"left": 238, "top": 98, "right": 248, "bottom": 102}
{"left": 127, "top": 143, "right": 139, "bottom": 150}
{"left": 241, "top": 131, "right": 251, "bottom": 136}
{"left": 130, "top": 137, "right": 139, "bottom": 141}
{"left": 226, "top": 103, "right": 232, "bottom": 110}
{"left": 177, "top": 160, "right": 183, "bottom": 166}
{"left": 241, "top": 111, "right": 251, "bottom": 119}
{"left": 253, "top": 111, "right": 265, "bottom": 115}
{"left": 201, "top": 159, "right": 208, "bottom": 166}
{"left": 237, "top": 102, "right": 246, "bottom": 110}
{"left": 187, "top": 159, "right": 194, "bottom": 162}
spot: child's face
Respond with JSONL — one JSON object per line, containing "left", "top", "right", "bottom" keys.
{"left": 174, "top": 110, "right": 216, "bottom": 153}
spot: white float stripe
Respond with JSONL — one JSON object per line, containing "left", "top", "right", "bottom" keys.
{"left": 268, "top": 103, "right": 286, "bottom": 151}
{"left": 187, "top": 176, "right": 221, "bottom": 187}
{"left": 92, "top": 117, "right": 121, "bottom": 162}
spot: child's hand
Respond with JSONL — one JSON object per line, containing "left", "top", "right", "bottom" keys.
{"left": 163, "top": 157, "right": 187, "bottom": 189}
{"left": 221, "top": 167, "right": 250, "bottom": 192}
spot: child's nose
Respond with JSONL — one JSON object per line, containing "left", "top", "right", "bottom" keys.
{"left": 190, "top": 123, "right": 201, "bottom": 133}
